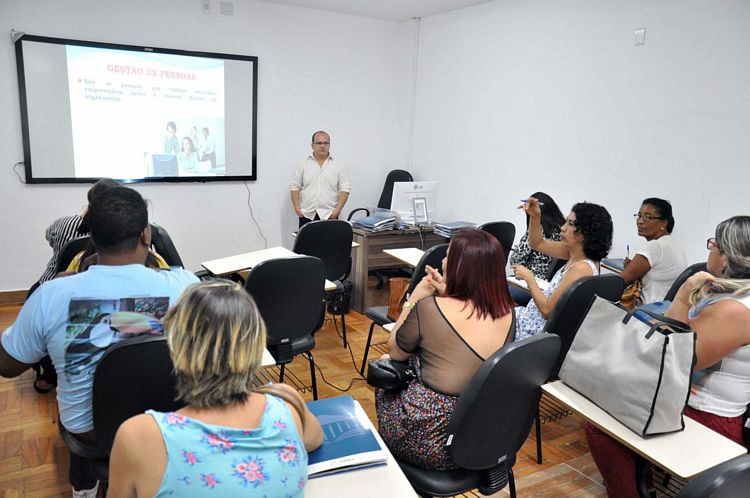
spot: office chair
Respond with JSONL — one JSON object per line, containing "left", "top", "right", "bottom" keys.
{"left": 359, "top": 243, "right": 449, "bottom": 375}
{"left": 479, "top": 221, "right": 516, "bottom": 258}
{"left": 348, "top": 169, "right": 413, "bottom": 220}
{"left": 663, "top": 262, "right": 707, "bottom": 302}
{"left": 55, "top": 236, "right": 91, "bottom": 274}
{"left": 395, "top": 334, "right": 560, "bottom": 498}
{"left": 533, "top": 273, "right": 624, "bottom": 464}
{"left": 58, "top": 335, "right": 182, "bottom": 490}
{"left": 244, "top": 256, "right": 325, "bottom": 400}
{"left": 293, "top": 220, "right": 353, "bottom": 347}
{"left": 150, "top": 223, "right": 184, "bottom": 267}
{"left": 676, "top": 454, "right": 750, "bottom": 497}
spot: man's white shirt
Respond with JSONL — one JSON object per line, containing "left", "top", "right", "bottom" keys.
{"left": 290, "top": 155, "right": 351, "bottom": 220}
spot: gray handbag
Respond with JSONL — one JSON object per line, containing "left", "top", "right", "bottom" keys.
{"left": 558, "top": 296, "right": 695, "bottom": 436}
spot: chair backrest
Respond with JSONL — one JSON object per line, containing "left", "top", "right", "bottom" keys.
{"left": 663, "top": 262, "right": 707, "bottom": 302}
{"left": 55, "top": 236, "right": 91, "bottom": 273}
{"left": 92, "top": 336, "right": 182, "bottom": 454}
{"left": 446, "top": 334, "right": 561, "bottom": 471}
{"left": 479, "top": 222, "right": 516, "bottom": 259}
{"left": 545, "top": 257, "right": 567, "bottom": 282}
{"left": 150, "top": 223, "right": 184, "bottom": 268}
{"left": 543, "top": 274, "right": 624, "bottom": 378}
{"left": 379, "top": 169, "right": 413, "bottom": 209}
{"left": 677, "top": 454, "right": 750, "bottom": 498}
{"left": 293, "top": 219, "right": 353, "bottom": 281}
{"left": 407, "top": 244, "right": 449, "bottom": 295}
{"left": 244, "top": 256, "right": 325, "bottom": 346}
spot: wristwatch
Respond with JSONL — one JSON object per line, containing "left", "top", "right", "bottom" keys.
{"left": 402, "top": 301, "right": 416, "bottom": 310}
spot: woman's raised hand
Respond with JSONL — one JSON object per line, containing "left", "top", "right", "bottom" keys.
{"left": 519, "top": 197, "right": 542, "bottom": 218}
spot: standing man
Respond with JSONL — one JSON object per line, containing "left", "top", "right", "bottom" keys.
{"left": 290, "top": 131, "right": 351, "bottom": 228}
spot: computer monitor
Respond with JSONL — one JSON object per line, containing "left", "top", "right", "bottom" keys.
{"left": 390, "top": 181, "right": 439, "bottom": 225}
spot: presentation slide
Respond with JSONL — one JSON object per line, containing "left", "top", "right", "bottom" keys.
{"left": 66, "top": 47, "right": 226, "bottom": 178}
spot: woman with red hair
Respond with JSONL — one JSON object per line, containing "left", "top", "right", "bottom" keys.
{"left": 376, "top": 229, "right": 515, "bottom": 470}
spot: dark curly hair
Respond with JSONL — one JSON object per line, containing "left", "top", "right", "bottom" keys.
{"left": 570, "top": 202, "right": 613, "bottom": 261}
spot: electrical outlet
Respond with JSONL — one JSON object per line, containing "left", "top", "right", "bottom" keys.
{"left": 634, "top": 28, "right": 646, "bottom": 46}
{"left": 220, "top": 1, "right": 234, "bottom": 15}
{"left": 201, "top": 0, "right": 210, "bottom": 14}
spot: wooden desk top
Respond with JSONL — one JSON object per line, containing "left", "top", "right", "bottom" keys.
{"left": 382, "top": 248, "right": 425, "bottom": 268}
{"left": 201, "top": 247, "right": 337, "bottom": 292}
{"left": 542, "top": 381, "right": 746, "bottom": 479}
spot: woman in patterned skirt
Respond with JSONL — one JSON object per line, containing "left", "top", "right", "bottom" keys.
{"left": 376, "top": 229, "right": 516, "bottom": 470}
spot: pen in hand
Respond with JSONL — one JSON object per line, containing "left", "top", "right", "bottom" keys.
{"left": 519, "top": 199, "right": 545, "bottom": 206}
{"left": 626, "top": 245, "right": 630, "bottom": 258}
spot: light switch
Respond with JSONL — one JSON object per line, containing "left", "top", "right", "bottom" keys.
{"left": 634, "top": 28, "right": 646, "bottom": 46}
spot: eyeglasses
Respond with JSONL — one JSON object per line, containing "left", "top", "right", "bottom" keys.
{"left": 707, "top": 237, "right": 719, "bottom": 250}
{"left": 313, "top": 141, "right": 330, "bottom": 145}
{"left": 634, "top": 213, "right": 664, "bottom": 222}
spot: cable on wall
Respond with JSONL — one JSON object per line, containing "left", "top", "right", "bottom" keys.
{"left": 12, "top": 162, "right": 26, "bottom": 183}
{"left": 243, "top": 180, "right": 268, "bottom": 249}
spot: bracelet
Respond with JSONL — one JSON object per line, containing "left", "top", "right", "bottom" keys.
{"left": 402, "top": 301, "right": 416, "bottom": 310}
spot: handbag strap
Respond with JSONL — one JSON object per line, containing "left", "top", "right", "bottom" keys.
{"left": 624, "top": 306, "right": 692, "bottom": 335}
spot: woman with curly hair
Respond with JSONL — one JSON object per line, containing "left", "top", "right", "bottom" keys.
{"left": 585, "top": 216, "right": 750, "bottom": 497}
{"left": 512, "top": 198, "right": 613, "bottom": 340}
{"left": 108, "top": 280, "right": 323, "bottom": 497}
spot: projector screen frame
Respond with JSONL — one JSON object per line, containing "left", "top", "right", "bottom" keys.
{"left": 15, "top": 33, "right": 258, "bottom": 184}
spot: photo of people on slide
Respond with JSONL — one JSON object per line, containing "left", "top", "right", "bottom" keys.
{"left": 66, "top": 46, "right": 226, "bottom": 178}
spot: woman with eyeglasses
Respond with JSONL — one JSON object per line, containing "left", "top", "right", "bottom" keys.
{"left": 585, "top": 216, "right": 750, "bottom": 497}
{"left": 511, "top": 199, "right": 613, "bottom": 340}
{"left": 620, "top": 198, "right": 687, "bottom": 304}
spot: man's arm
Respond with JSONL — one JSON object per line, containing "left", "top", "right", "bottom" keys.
{"left": 290, "top": 190, "right": 304, "bottom": 218}
{"left": 330, "top": 192, "right": 349, "bottom": 219}
{"left": 0, "top": 335, "right": 33, "bottom": 378}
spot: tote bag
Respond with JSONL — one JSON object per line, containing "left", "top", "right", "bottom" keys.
{"left": 558, "top": 296, "right": 695, "bottom": 436}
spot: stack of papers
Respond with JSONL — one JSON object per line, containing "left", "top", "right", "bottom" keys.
{"left": 307, "top": 395, "right": 387, "bottom": 478}
{"left": 353, "top": 214, "right": 396, "bottom": 232}
{"left": 433, "top": 221, "right": 477, "bottom": 238}
{"left": 507, "top": 275, "right": 551, "bottom": 292}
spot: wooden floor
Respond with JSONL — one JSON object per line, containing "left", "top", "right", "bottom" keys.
{"left": 0, "top": 278, "right": 607, "bottom": 497}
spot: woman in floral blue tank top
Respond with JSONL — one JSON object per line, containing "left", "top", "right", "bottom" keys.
{"left": 108, "top": 280, "right": 323, "bottom": 497}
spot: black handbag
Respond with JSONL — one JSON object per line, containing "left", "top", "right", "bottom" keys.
{"left": 366, "top": 358, "right": 416, "bottom": 390}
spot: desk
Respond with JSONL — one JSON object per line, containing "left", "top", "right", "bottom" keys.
{"left": 306, "top": 399, "right": 416, "bottom": 497}
{"left": 601, "top": 258, "right": 625, "bottom": 274}
{"left": 201, "top": 246, "right": 337, "bottom": 292}
{"left": 351, "top": 227, "right": 447, "bottom": 313}
{"left": 383, "top": 248, "right": 424, "bottom": 268}
{"left": 542, "top": 381, "right": 745, "bottom": 481}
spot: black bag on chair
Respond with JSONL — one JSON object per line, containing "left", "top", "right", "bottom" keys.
{"left": 366, "top": 358, "right": 416, "bottom": 391}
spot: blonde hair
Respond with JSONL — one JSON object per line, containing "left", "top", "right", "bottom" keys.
{"left": 691, "top": 216, "right": 750, "bottom": 305}
{"left": 164, "top": 280, "right": 267, "bottom": 408}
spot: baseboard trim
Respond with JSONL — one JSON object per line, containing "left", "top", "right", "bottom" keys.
{"left": 0, "top": 290, "right": 26, "bottom": 306}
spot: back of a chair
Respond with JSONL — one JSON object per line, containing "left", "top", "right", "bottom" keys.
{"left": 379, "top": 169, "right": 413, "bottom": 209}
{"left": 406, "top": 244, "right": 449, "bottom": 295}
{"left": 479, "top": 222, "right": 516, "bottom": 258}
{"left": 543, "top": 274, "right": 624, "bottom": 378}
{"left": 677, "top": 454, "right": 750, "bottom": 498}
{"left": 446, "top": 334, "right": 561, "bottom": 471}
{"left": 55, "top": 236, "right": 91, "bottom": 273}
{"left": 545, "top": 257, "right": 567, "bottom": 282}
{"left": 293, "top": 220, "right": 353, "bottom": 282}
{"left": 150, "top": 223, "right": 184, "bottom": 268}
{"left": 244, "top": 256, "right": 325, "bottom": 346}
{"left": 93, "top": 336, "right": 182, "bottom": 454}
{"left": 663, "top": 262, "right": 707, "bottom": 302}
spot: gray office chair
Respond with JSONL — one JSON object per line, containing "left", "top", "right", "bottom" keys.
{"left": 677, "top": 454, "right": 750, "bottom": 497}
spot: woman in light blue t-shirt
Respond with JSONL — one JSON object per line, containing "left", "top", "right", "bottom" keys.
{"left": 108, "top": 281, "right": 323, "bottom": 497}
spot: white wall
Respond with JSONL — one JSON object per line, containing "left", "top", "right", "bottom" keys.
{"left": 0, "top": 0, "right": 415, "bottom": 290}
{"left": 410, "top": 0, "right": 750, "bottom": 263}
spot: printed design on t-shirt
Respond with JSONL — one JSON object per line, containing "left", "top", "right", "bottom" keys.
{"left": 63, "top": 296, "right": 169, "bottom": 381}
{"left": 231, "top": 456, "right": 270, "bottom": 488}
{"left": 276, "top": 438, "right": 301, "bottom": 466}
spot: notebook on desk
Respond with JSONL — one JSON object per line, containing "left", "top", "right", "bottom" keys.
{"left": 507, "top": 275, "right": 550, "bottom": 292}
{"left": 307, "top": 395, "right": 387, "bottom": 478}
{"left": 601, "top": 258, "right": 625, "bottom": 272}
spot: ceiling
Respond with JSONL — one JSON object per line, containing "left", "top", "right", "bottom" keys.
{"left": 261, "top": 0, "right": 493, "bottom": 22}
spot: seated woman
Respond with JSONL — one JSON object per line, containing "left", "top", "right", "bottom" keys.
{"left": 509, "top": 191, "right": 566, "bottom": 305}
{"left": 585, "top": 216, "right": 750, "bottom": 498}
{"left": 177, "top": 136, "right": 199, "bottom": 174}
{"left": 620, "top": 197, "right": 687, "bottom": 304}
{"left": 512, "top": 199, "right": 613, "bottom": 341}
{"left": 109, "top": 280, "right": 323, "bottom": 497}
{"left": 376, "top": 229, "right": 515, "bottom": 470}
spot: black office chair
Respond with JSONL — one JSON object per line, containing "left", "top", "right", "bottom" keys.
{"left": 545, "top": 257, "right": 567, "bottom": 282}
{"left": 55, "top": 236, "right": 91, "bottom": 274}
{"left": 293, "top": 220, "right": 353, "bottom": 347}
{"left": 479, "top": 222, "right": 515, "bottom": 259}
{"left": 348, "top": 169, "right": 414, "bottom": 220}
{"left": 244, "top": 256, "right": 325, "bottom": 400}
{"left": 150, "top": 223, "right": 184, "bottom": 267}
{"left": 359, "top": 243, "right": 449, "bottom": 375}
{"left": 58, "top": 335, "right": 182, "bottom": 490}
{"left": 395, "top": 334, "right": 561, "bottom": 498}
{"left": 676, "top": 454, "right": 750, "bottom": 497}
{"left": 663, "top": 262, "right": 707, "bottom": 302}
{"left": 533, "top": 273, "right": 624, "bottom": 464}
